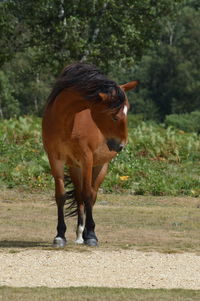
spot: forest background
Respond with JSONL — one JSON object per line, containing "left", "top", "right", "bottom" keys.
{"left": 0, "top": 0, "right": 200, "bottom": 196}
{"left": 0, "top": 0, "right": 199, "bottom": 121}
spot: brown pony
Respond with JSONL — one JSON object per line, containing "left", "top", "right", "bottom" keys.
{"left": 42, "top": 62, "right": 139, "bottom": 247}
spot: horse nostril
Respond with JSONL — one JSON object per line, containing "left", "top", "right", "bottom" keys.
{"left": 107, "top": 139, "right": 125, "bottom": 153}
{"left": 118, "top": 144, "right": 124, "bottom": 152}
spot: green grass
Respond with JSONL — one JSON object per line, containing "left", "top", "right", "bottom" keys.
{"left": 0, "top": 116, "right": 200, "bottom": 196}
{"left": 1, "top": 287, "right": 200, "bottom": 301}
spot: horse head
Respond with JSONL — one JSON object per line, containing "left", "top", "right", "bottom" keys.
{"left": 91, "top": 80, "right": 139, "bottom": 153}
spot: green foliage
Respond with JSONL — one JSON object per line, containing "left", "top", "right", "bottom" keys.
{"left": 0, "top": 0, "right": 180, "bottom": 119}
{"left": 1, "top": 50, "right": 53, "bottom": 118}
{"left": 0, "top": 116, "right": 52, "bottom": 189}
{"left": 104, "top": 122, "right": 200, "bottom": 196}
{"left": 128, "top": 114, "right": 145, "bottom": 128}
{"left": 134, "top": 3, "right": 200, "bottom": 120}
{"left": 0, "top": 1, "right": 22, "bottom": 66}
{"left": 0, "top": 0, "right": 199, "bottom": 119}
{"left": 165, "top": 111, "right": 200, "bottom": 133}
{"left": 3, "top": 0, "right": 181, "bottom": 73}
{"left": 0, "top": 71, "right": 20, "bottom": 118}
{"left": 0, "top": 116, "right": 199, "bottom": 196}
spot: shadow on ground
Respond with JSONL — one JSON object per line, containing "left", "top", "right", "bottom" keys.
{"left": 0, "top": 240, "right": 50, "bottom": 248}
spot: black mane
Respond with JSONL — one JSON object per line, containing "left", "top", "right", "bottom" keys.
{"left": 47, "top": 62, "right": 125, "bottom": 109}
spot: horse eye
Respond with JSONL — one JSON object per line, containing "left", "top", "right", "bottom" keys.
{"left": 112, "top": 115, "right": 119, "bottom": 122}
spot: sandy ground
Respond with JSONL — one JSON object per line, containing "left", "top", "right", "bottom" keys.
{"left": 0, "top": 249, "right": 200, "bottom": 289}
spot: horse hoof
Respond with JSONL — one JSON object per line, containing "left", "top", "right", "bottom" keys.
{"left": 75, "top": 238, "right": 84, "bottom": 244}
{"left": 53, "top": 236, "right": 67, "bottom": 248}
{"left": 84, "top": 238, "right": 98, "bottom": 247}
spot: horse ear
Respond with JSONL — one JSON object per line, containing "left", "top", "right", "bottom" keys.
{"left": 120, "top": 80, "right": 140, "bottom": 92}
{"left": 99, "top": 92, "right": 109, "bottom": 102}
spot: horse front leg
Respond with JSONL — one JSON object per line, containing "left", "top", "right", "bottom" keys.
{"left": 83, "top": 197, "right": 98, "bottom": 246}
{"left": 92, "top": 163, "right": 108, "bottom": 206}
{"left": 54, "top": 178, "right": 67, "bottom": 247}
{"left": 50, "top": 158, "right": 67, "bottom": 247}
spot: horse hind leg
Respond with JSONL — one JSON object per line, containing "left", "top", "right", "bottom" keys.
{"left": 69, "top": 167, "right": 85, "bottom": 244}
{"left": 49, "top": 158, "right": 67, "bottom": 247}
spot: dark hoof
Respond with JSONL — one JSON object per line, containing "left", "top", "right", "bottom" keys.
{"left": 84, "top": 238, "right": 98, "bottom": 247}
{"left": 53, "top": 236, "right": 67, "bottom": 248}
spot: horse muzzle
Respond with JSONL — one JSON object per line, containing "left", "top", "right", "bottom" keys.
{"left": 107, "top": 138, "right": 125, "bottom": 153}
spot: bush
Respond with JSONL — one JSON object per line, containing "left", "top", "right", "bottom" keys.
{"left": 128, "top": 114, "right": 144, "bottom": 128}
{"left": 0, "top": 116, "right": 200, "bottom": 196}
{"left": 0, "top": 116, "right": 52, "bottom": 189}
{"left": 103, "top": 123, "right": 200, "bottom": 196}
{"left": 165, "top": 111, "right": 200, "bottom": 133}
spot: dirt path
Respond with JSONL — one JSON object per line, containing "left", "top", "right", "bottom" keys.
{"left": 1, "top": 249, "right": 200, "bottom": 289}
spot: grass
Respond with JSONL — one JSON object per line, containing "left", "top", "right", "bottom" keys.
{"left": 0, "top": 116, "right": 200, "bottom": 196}
{"left": 0, "top": 189, "right": 200, "bottom": 253}
{"left": 1, "top": 287, "right": 200, "bottom": 301}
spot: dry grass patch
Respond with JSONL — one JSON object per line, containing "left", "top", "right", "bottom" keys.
{"left": 0, "top": 189, "right": 200, "bottom": 253}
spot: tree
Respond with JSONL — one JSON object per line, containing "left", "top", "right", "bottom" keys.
{"left": 0, "top": 70, "right": 20, "bottom": 118}
{"left": 0, "top": 0, "right": 186, "bottom": 118}
{"left": 129, "top": 1, "right": 200, "bottom": 120}
{"left": 3, "top": 0, "right": 182, "bottom": 73}
{"left": 0, "top": 1, "right": 29, "bottom": 67}
{"left": 1, "top": 49, "right": 53, "bottom": 117}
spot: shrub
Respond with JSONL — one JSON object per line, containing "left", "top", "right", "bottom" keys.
{"left": 103, "top": 123, "right": 200, "bottom": 196}
{"left": 0, "top": 116, "right": 200, "bottom": 196}
{"left": 0, "top": 116, "right": 52, "bottom": 189}
{"left": 128, "top": 114, "right": 144, "bottom": 128}
{"left": 165, "top": 111, "right": 200, "bottom": 133}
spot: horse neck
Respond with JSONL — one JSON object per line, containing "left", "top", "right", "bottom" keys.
{"left": 52, "top": 90, "right": 91, "bottom": 116}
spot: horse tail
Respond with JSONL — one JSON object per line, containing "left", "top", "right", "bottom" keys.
{"left": 64, "top": 174, "right": 78, "bottom": 218}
